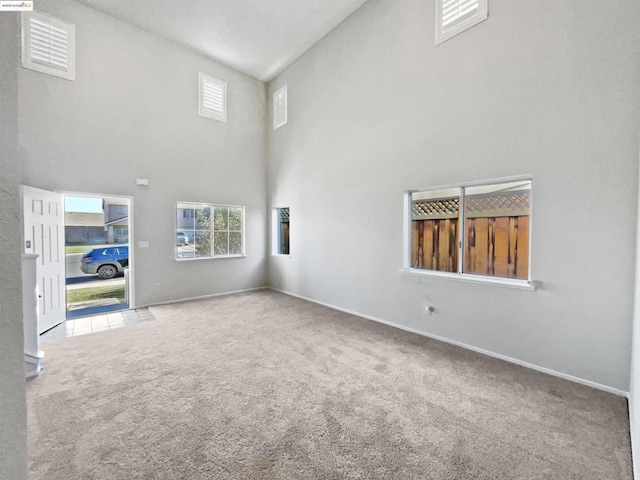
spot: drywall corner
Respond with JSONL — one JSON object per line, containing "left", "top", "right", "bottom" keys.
{"left": 630, "top": 131, "right": 640, "bottom": 479}
{"left": 0, "top": 11, "right": 28, "bottom": 480}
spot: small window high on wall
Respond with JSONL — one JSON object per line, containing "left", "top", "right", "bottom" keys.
{"left": 435, "top": 0, "right": 488, "bottom": 45}
{"left": 199, "top": 73, "right": 227, "bottom": 122}
{"left": 273, "top": 85, "right": 287, "bottom": 130}
{"left": 408, "top": 178, "right": 532, "bottom": 286}
{"left": 21, "top": 11, "right": 76, "bottom": 80}
{"left": 272, "top": 207, "right": 290, "bottom": 255}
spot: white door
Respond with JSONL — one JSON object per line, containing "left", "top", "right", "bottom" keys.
{"left": 22, "top": 185, "right": 66, "bottom": 333}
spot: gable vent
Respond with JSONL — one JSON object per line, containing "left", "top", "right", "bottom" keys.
{"left": 199, "top": 73, "right": 227, "bottom": 122}
{"left": 21, "top": 11, "right": 76, "bottom": 80}
{"left": 436, "top": 0, "right": 487, "bottom": 45}
{"left": 273, "top": 85, "right": 287, "bottom": 130}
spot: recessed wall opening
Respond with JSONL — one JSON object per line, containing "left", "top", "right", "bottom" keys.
{"left": 272, "top": 207, "right": 290, "bottom": 255}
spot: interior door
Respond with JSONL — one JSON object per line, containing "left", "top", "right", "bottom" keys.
{"left": 22, "top": 185, "right": 65, "bottom": 333}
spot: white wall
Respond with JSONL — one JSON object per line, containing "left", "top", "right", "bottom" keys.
{"left": 19, "top": 0, "right": 268, "bottom": 307}
{"left": 630, "top": 141, "right": 640, "bottom": 477}
{"left": 0, "top": 13, "right": 28, "bottom": 480}
{"left": 268, "top": 0, "right": 640, "bottom": 391}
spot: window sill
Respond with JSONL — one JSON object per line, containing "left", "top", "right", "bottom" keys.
{"left": 271, "top": 254, "right": 292, "bottom": 258}
{"left": 399, "top": 268, "right": 536, "bottom": 291}
{"left": 176, "top": 255, "right": 246, "bottom": 262}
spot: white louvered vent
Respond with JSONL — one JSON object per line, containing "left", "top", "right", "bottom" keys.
{"left": 436, "top": 0, "right": 487, "bottom": 45}
{"left": 273, "top": 85, "right": 287, "bottom": 130}
{"left": 21, "top": 11, "right": 76, "bottom": 80}
{"left": 199, "top": 73, "right": 227, "bottom": 122}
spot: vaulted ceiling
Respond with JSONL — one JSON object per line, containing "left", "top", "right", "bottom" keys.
{"left": 75, "top": 0, "right": 369, "bottom": 81}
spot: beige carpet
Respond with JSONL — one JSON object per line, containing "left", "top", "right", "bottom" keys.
{"left": 27, "top": 289, "right": 631, "bottom": 479}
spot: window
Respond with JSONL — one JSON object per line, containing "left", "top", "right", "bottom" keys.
{"left": 408, "top": 178, "right": 531, "bottom": 283}
{"left": 114, "top": 226, "right": 128, "bottom": 236}
{"left": 176, "top": 202, "right": 244, "bottom": 260}
{"left": 21, "top": 11, "right": 76, "bottom": 80}
{"left": 273, "top": 85, "right": 287, "bottom": 130}
{"left": 273, "top": 207, "right": 290, "bottom": 255}
{"left": 435, "top": 0, "right": 488, "bottom": 45}
{"left": 199, "top": 73, "right": 227, "bottom": 122}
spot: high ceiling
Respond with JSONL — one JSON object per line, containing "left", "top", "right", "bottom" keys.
{"left": 75, "top": 0, "right": 369, "bottom": 81}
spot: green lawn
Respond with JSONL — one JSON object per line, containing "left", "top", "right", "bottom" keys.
{"left": 65, "top": 245, "right": 95, "bottom": 254}
{"left": 67, "top": 284, "right": 125, "bottom": 304}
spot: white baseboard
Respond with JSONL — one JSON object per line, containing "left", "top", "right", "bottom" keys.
{"left": 24, "top": 350, "right": 44, "bottom": 378}
{"left": 270, "top": 287, "right": 629, "bottom": 398}
{"left": 630, "top": 401, "right": 638, "bottom": 480}
{"left": 24, "top": 350, "right": 44, "bottom": 363}
{"left": 141, "top": 286, "right": 269, "bottom": 309}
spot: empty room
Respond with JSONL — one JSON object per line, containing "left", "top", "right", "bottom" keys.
{"left": 2, "top": 0, "right": 640, "bottom": 478}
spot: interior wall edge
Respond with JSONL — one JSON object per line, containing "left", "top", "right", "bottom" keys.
{"left": 628, "top": 132, "right": 640, "bottom": 479}
{"left": 0, "top": 11, "right": 27, "bottom": 480}
{"left": 631, "top": 403, "right": 638, "bottom": 480}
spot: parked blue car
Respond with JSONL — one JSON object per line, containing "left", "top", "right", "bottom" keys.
{"left": 80, "top": 246, "right": 129, "bottom": 279}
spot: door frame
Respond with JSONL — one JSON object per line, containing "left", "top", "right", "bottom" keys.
{"left": 59, "top": 190, "right": 136, "bottom": 311}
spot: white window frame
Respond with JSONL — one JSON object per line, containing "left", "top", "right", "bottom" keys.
{"left": 435, "top": 0, "right": 488, "bottom": 46}
{"left": 402, "top": 175, "right": 535, "bottom": 290}
{"left": 21, "top": 11, "right": 76, "bottom": 80}
{"left": 199, "top": 73, "right": 227, "bottom": 122}
{"left": 273, "top": 85, "right": 288, "bottom": 130}
{"left": 176, "top": 202, "right": 245, "bottom": 261}
{"left": 271, "top": 207, "right": 290, "bottom": 255}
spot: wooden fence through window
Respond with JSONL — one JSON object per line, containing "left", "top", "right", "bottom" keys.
{"left": 279, "top": 208, "right": 290, "bottom": 255}
{"left": 411, "top": 191, "right": 530, "bottom": 279}
{"left": 464, "top": 216, "right": 529, "bottom": 279}
{"left": 412, "top": 219, "right": 458, "bottom": 273}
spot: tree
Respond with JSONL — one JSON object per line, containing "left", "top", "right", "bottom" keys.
{"left": 195, "top": 206, "right": 211, "bottom": 256}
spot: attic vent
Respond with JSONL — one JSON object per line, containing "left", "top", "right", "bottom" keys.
{"left": 199, "top": 73, "right": 227, "bottom": 122}
{"left": 436, "top": 0, "right": 487, "bottom": 45}
{"left": 21, "top": 11, "right": 76, "bottom": 80}
{"left": 273, "top": 85, "right": 287, "bottom": 130}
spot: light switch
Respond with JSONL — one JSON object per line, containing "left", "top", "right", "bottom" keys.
{"left": 138, "top": 241, "right": 149, "bottom": 248}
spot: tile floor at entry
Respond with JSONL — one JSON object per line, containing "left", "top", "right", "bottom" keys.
{"left": 40, "top": 309, "right": 156, "bottom": 343}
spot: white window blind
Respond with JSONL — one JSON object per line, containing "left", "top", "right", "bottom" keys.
{"left": 436, "top": 0, "right": 487, "bottom": 45}
{"left": 21, "top": 11, "right": 76, "bottom": 80}
{"left": 442, "top": 0, "right": 478, "bottom": 28}
{"left": 273, "top": 85, "right": 287, "bottom": 130}
{"left": 199, "top": 73, "right": 227, "bottom": 122}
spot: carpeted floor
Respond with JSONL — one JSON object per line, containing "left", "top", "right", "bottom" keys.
{"left": 27, "top": 289, "right": 631, "bottom": 479}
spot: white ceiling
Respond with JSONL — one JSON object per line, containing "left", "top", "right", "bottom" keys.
{"left": 74, "top": 0, "right": 369, "bottom": 81}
